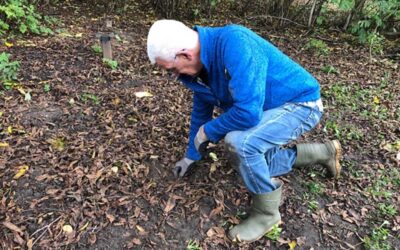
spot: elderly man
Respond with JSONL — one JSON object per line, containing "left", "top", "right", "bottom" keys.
{"left": 147, "top": 20, "right": 341, "bottom": 242}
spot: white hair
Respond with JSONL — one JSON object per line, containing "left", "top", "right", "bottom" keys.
{"left": 147, "top": 20, "right": 198, "bottom": 64}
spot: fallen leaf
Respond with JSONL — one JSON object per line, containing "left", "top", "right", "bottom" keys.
{"left": 106, "top": 213, "right": 115, "bottom": 223}
{"left": 27, "top": 238, "right": 33, "bottom": 250}
{"left": 79, "top": 222, "right": 89, "bottom": 231}
{"left": 5, "top": 42, "right": 13, "bottom": 47}
{"left": 59, "top": 32, "right": 73, "bottom": 37}
{"left": 132, "top": 238, "right": 141, "bottom": 245}
{"left": 17, "top": 87, "right": 26, "bottom": 95}
{"left": 24, "top": 92, "right": 32, "bottom": 102}
{"left": 62, "top": 224, "right": 74, "bottom": 234}
{"left": 210, "top": 163, "right": 217, "bottom": 173}
{"left": 164, "top": 197, "right": 176, "bottom": 213}
{"left": 373, "top": 96, "right": 380, "bottom": 104}
{"left": 111, "top": 166, "right": 118, "bottom": 173}
{"left": 7, "top": 126, "right": 13, "bottom": 134}
{"left": 209, "top": 152, "right": 218, "bottom": 161}
{"left": 134, "top": 91, "right": 153, "bottom": 98}
{"left": 0, "top": 142, "right": 9, "bottom": 147}
{"left": 289, "top": 240, "right": 297, "bottom": 249}
{"left": 136, "top": 225, "right": 145, "bottom": 233}
{"left": 383, "top": 141, "right": 400, "bottom": 152}
{"left": 75, "top": 33, "right": 83, "bottom": 38}
{"left": 3, "top": 221, "right": 23, "bottom": 234}
{"left": 88, "top": 233, "right": 97, "bottom": 245}
{"left": 112, "top": 97, "right": 121, "bottom": 106}
{"left": 14, "top": 165, "right": 29, "bottom": 179}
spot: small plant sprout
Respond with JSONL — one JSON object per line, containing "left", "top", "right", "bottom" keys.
{"left": 308, "top": 200, "right": 319, "bottom": 211}
{"left": 265, "top": 224, "right": 282, "bottom": 241}
{"left": 321, "top": 65, "right": 338, "bottom": 74}
{"left": 44, "top": 83, "right": 51, "bottom": 92}
{"left": 102, "top": 58, "right": 118, "bottom": 70}
{"left": 81, "top": 93, "right": 100, "bottom": 105}
{"left": 306, "top": 182, "right": 325, "bottom": 195}
{"left": 378, "top": 203, "right": 397, "bottom": 218}
{"left": 91, "top": 44, "right": 102, "bottom": 53}
{"left": 187, "top": 240, "right": 201, "bottom": 250}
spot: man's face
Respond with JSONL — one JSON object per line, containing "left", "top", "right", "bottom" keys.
{"left": 156, "top": 52, "right": 202, "bottom": 77}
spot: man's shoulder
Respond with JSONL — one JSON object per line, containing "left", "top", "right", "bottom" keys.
{"left": 220, "top": 24, "right": 252, "bottom": 36}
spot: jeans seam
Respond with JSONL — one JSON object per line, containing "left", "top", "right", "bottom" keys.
{"left": 241, "top": 104, "right": 300, "bottom": 193}
{"left": 291, "top": 106, "right": 317, "bottom": 139}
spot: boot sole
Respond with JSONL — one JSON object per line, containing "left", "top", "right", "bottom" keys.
{"left": 230, "top": 220, "right": 283, "bottom": 243}
{"left": 331, "top": 140, "right": 342, "bottom": 179}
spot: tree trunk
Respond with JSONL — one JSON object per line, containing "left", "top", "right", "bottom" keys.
{"left": 343, "top": 0, "right": 367, "bottom": 31}
{"left": 308, "top": 0, "right": 327, "bottom": 28}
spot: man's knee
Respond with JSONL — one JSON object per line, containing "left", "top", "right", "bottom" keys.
{"left": 225, "top": 130, "right": 275, "bottom": 156}
{"left": 224, "top": 131, "right": 243, "bottom": 171}
{"left": 224, "top": 131, "right": 244, "bottom": 151}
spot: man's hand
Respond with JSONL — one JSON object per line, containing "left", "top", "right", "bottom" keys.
{"left": 173, "top": 157, "right": 195, "bottom": 178}
{"left": 194, "top": 125, "right": 209, "bottom": 156}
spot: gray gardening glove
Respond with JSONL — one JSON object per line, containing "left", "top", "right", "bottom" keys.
{"left": 173, "top": 157, "right": 195, "bottom": 178}
{"left": 194, "top": 125, "right": 209, "bottom": 157}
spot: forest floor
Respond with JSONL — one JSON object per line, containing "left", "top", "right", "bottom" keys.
{"left": 1, "top": 2, "right": 399, "bottom": 250}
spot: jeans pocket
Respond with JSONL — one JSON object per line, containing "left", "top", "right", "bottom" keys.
{"left": 290, "top": 108, "right": 322, "bottom": 140}
{"left": 291, "top": 124, "right": 305, "bottom": 140}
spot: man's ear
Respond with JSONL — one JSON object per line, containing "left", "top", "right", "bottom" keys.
{"left": 176, "top": 49, "right": 192, "bottom": 61}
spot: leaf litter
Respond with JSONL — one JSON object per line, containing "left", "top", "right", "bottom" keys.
{"left": 0, "top": 2, "right": 399, "bottom": 250}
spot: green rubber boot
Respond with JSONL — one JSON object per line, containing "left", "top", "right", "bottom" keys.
{"left": 228, "top": 179, "right": 282, "bottom": 243}
{"left": 294, "top": 140, "right": 342, "bottom": 178}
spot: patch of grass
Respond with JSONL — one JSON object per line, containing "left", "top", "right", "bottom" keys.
{"left": 49, "top": 138, "right": 65, "bottom": 151}
{"left": 323, "top": 77, "right": 396, "bottom": 122}
{"left": 187, "top": 240, "right": 201, "bottom": 250}
{"left": 306, "top": 38, "right": 330, "bottom": 56}
{"left": 321, "top": 65, "right": 338, "bottom": 74}
{"left": 324, "top": 120, "right": 341, "bottom": 138}
{"left": 102, "top": 58, "right": 118, "bottom": 70}
{"left": 265, "top": 224, "right": 282, "bottom": 241}
{"left": 308, "top": 200, "right": 319, "bottom": 211}
{"left": 367, "top": 171, "right": 394, "bottom": 199}
{"left": 306, "top": 182, "right": 325, "bottom": 195}
{"left": 363, "top": 222, "right": 391, "bottom": 250}
{"left": 378, "top": 203, "right": 397, "bottom": 218}
{"left": 323, "top": 120, "right": 363, "bottom": 142}
{"left": 2, "top": 81, "right": 18, "bottom": 90}
{"left": 344, "top": 160, "right": 363, "bottom": 178}
{"left": 81, "top": 93, "right": 100, "bottom": 105}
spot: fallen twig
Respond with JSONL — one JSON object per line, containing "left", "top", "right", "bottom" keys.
{"left": 246, "top": 15, "right": 307, "bottom": 28}
{"left": 31, "top": 216, "right": 62, "bottom": 247}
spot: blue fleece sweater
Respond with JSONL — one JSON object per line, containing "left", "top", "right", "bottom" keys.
{"left": 180, "top": 25, "right": 320, "bottom": 161}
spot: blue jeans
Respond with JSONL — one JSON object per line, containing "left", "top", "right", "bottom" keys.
{"left": 224, "top": 103, "right": 322, "bottom": 194}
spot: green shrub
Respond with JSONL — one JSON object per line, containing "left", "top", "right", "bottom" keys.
{"left": 0, "top": 52, "right": 20, "bottom": 85}
{"left": 0, "top": 0, "right": 53, "bottom": 35}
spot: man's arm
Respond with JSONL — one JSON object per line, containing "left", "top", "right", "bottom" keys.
{"left": 185, "top": 92, "right": 214, "bottom": 161}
